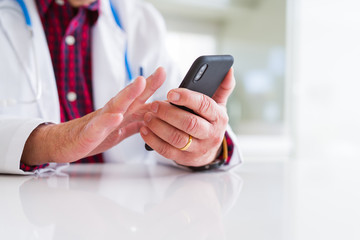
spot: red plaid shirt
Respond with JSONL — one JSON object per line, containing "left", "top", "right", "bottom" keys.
{"left": 40, "top": 0, "right": 102, "bottom": 163}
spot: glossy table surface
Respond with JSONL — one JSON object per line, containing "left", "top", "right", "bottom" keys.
{"left": 1, "top": 160, "right": 359, "bottom": 240}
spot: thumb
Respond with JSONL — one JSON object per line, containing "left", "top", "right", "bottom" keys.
{"left": 212, "top": 68, "right": 236, "bottom": 107}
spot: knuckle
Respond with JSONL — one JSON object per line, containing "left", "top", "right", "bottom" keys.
{"left": 212, "top": 111, "right": 221, "bottom": 124}
{"left": 184, "top": 115, "right": 198, "bottom": 134}
{"left": 170, "top": 130, "right": 184, "bottom": 147}
{"left": 158, "top": 144, "right": 171, "bottom": 158}
{"left": 213, "top": 108, "right": 228, "bottom": 125}
{"left": 198, "top": 95, "right": 211, "bottom": 113}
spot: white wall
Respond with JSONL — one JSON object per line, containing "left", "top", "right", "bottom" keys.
{"left": 292, "top": 0, "right": 360, "bottom": 160}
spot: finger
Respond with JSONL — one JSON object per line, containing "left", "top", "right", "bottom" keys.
{"left": 167, "top": 88, "right": 221, "bottom": 123}
{"left": 212, "top": 68, "right": 236, "bottom": 106}
{"left": 139, "top": 126, "right": 209, "bottom": 167}
{"left": 149, "top": 101, "right": 212, "bottom": 139}
{"left": 135, "top": 67, "right": 166, "bottom": 104}
{"left": 144, "top": 112, "right": 196, "bottom": 150}
{"left": 120, "top": 102, "right": 151, "bottom": 126}
{"left": 139, "top": 126, "right": 185, "bottom": 161}
{"left": 120, "top": 67, "right": 166, "bottom": 125}
{"left": 103, "top": 76, "right": 146, "bottom": 114}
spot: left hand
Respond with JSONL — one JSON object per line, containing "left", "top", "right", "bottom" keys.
{"left": 140, "top": 68, "right": 235, "bottom": 167}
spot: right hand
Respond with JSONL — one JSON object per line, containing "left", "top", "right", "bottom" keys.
{"left": 21, "top": 67, "right": 166, "bottom": 166}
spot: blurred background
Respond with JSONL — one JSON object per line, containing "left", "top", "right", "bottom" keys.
{"left": 146, "top": 0, "right": 360, "bottom": 163}
{"left": 143, "top": 3, "right": 360, "bottom": 237}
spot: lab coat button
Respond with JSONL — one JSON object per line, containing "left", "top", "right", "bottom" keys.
{"left": 55, "top": 0, "right": 65, "bottom": 6}
{"left": 67, "top": 92, "right": 77, "bottom": 102}
{"left": 65, "top": 35, "right": 76, "bottom": 46}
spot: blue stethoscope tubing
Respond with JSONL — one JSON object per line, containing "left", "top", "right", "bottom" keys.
{"left": 14, "top": 0, "right": 32, "bottom": 27}
{"left": 14, "top": 0, "right": 134, "bottom": 82}
{"left": 109, "top": 0, "right": 133, "bottom": 81}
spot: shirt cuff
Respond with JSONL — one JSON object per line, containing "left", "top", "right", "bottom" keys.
{"left": 20, "top": 163, "right": 50, "bottom": 172}
{"left": 223, "top": 131, "right": 234, "bottom": 165}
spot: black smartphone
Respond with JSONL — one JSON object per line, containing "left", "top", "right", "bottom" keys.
{"left": 145, "top": 55, "right": 234, "bottom": 151}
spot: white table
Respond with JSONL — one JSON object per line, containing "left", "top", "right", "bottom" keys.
{"left": 0, "top": 160, "right": 359, "bottom": 240}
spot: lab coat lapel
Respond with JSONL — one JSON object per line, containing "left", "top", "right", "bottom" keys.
{"left": 92, "top": 0, "right": 128, "bottom": 110}
{"left": 0, "top": 1, "right": 35, "bottom": 100}
{"left": 24, "top": 0, "right": 60, "bottom": 122}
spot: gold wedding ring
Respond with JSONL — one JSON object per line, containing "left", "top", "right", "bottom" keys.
{"left": 179, "top": 135, "right": 192, "bottom": 151}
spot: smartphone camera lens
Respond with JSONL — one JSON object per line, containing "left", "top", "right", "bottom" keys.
{"left": 194, "top": 64, "right": 208, "bottom": 81}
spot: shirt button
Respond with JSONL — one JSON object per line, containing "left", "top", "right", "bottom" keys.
{"left": 67, "top": 92, "right": 77, "bottom": 102}
{"left": 65, "top": 35, "right": 76, "bottom": 46}
{"left": 55, "top": 0, "right": 65, "bottom": 6}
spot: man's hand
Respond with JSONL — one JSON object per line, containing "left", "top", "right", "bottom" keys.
{"left": 140, "top": 68, "right": 236, "bottom": 167}
{"left": 21, "top": 68, "right": 166, "bottom": 166}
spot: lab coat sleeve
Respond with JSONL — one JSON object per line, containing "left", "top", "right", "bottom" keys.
{"left": 134, "top": 2, "right": 243, "bottom": 170}
{"left": 0, "top": 116, "right": 67, "bottom": 175}
{"left": 0, "top": 117, "right": 42, "bottom": 174}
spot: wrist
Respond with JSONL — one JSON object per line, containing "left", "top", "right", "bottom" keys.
{"left": 21, "top": 123, "right": 54, "bottom": 166}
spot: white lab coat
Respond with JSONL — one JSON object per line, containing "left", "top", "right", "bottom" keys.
{"left": 0, "top": 0, "right": 242, "bottom": 174}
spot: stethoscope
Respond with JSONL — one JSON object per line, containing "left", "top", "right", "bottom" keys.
{"left": 0, "top": 0, "right": 134, "bottom": 107}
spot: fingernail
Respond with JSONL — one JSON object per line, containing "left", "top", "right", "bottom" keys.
{"left": 168, "top": 91, "right": 180, "bottom": 102}
{"left": 141, "top": 127, "right": 148, "bottom": 135}
{"left": 151, "top": 102, "right": 159, "bottom": 113}
{"left": 145, "top": 113, "right": 152, "bottom": 122}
